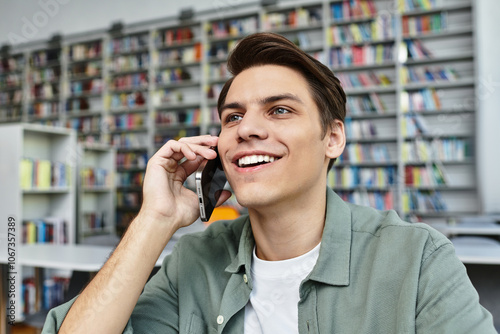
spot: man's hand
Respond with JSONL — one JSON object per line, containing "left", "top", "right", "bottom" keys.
{"left": 140, "top": 135, "right": 230, "bottom": 230}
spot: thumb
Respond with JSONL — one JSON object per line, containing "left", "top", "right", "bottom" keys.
{"left": 215, "top": 190, "right": 233, "bottom": 207}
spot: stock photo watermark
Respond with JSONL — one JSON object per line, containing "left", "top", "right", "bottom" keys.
{"left": 7, "top": 0, "right": 72, "bottom": 44}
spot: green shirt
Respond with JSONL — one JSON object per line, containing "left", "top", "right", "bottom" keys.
{"left": 43, "top": 188, "right": 495, "bottom": 333}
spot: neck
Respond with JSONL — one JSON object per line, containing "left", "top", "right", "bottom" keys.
{"left": 248, "top": 187, "right": 327, "bottom": 261}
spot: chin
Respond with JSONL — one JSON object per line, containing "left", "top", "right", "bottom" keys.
{"left": 231, "top": 184, "right": 276, "bottom": 209}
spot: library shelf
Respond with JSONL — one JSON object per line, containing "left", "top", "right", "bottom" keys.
{"left": 406, "top": 186, "right": 476, "bottom": 191}
{"left": 346, "top": 137, "right": 398, "bottom": 144}
{"left": 0, "top": 0, "right": 479, "bottom": 229}
{"left": 403, "top": 27, "right": 473, "bottom": 40}
{"left": 401, "top": 3, "right": 472, "bottom": 17}
{"left": 0, "top": 123, "right": 77, "bottom": 321}
{"left": 402, "top": 78, "right": 475, "bottom": 90}
{"left": 345, "top": 85, "right": 397, "bottom": 94}
{"left": 348, "top": 112, "right": 398, "bottom": 120}
{"left": 404, "top": 52, "right": 474, "bottom": 65}
{"left": 77, "top": 142, "right": 116, "bottom": 243}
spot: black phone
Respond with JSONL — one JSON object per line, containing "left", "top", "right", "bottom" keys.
{"left": 195, "top": 147, "right": 227, "bottom": 222}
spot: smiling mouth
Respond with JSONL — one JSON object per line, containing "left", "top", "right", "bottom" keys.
{"left": 237, "top": 155, "right": 280, "bottom": 168}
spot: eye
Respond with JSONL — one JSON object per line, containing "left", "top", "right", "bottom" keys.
{"left": 225, "top": 113, "right": 243, "bottom": 123}
{"left": 273, "top": 107, "right": 290, "bottom": 115}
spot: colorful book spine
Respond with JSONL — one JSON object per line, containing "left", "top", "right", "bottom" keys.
{"left": 109, "top": 34, "right": 149, "bottom": 55}
{"left": 402, "top": 189, "right": 447, "bottom": 213}
{"left": 111, "top": 53, "right": 150, "bottom": 73}
{"left": 116, "top": 152, "right": 148, "bottom": 169}
{"left": 402, "top": 13, "right": 447, "bottom": 36}
{"left": 156, "top": 109, "right": 201, "bottom": 126}
{"left": 69, "top": 61, "right": 101, "bottom": 78}
{"left": 401, "top": 138, "right": 469, "bottom": 162}
{"left": 337, "top": 143, "right": 391, "bottom": 163}
{"left": 0, "top": 90, "right": 22, "bottom": 105}
{"left": 401, "top": 114, "right": 430, "bottom": 137}
{"left": 404, "top": 164, "right": 448, "bottom": 186}
{"left": 330, "top": 44, "right": 394, "bottom": 68}
{"left": 112, "top": 73, "right": 148, "bottom": 90}
{"left": 109, "top": 91, "right": 147, "bottom": 109}
{"left": 116, "top": 192, "right": 142, "bottom": 208}
{"left": 345, "top": 118, "right": 378, "bottom": 139}
{"left": 400, "top": 88, "right": 441, "bottom": 112}
{"left": 0, "top": 55, "right": 25, "bottom": 73}
{"left": 69, "top": 42, "right": 102, "bottom": 61}
{"left": 331, "top": 0, "right": 378, "bottom": 21}
{"left": 156, "top": 68, "right": 192, "bottom": 85}
{"left": 22, "top": 276, "right": 69, "bottom": 314}
{"left": 157, "top": 27, "right": 195, "bottom": 46}
{"left": 404, "top": 39, "right": 433, "bottom": 60}
{"left": 70, "top": 79, "right": 103, "bottom": 95}
{"left": 346, "top": 93, "right": 387, "bottom": 115}
{"left": 329, "top": 16, "right": 394, "bottom": 45}
{"left": 158, "top": 44, "right": 202, "bottom": 65}
{"left": 116, "top": 171, "right": 145, "bottom": 187}
{"left": 401, "top": 66, "right": 458, "bottom": 84}
{"left": 20, "top": 158, "right": 71, "bottom": 190}
{"left": 336, "top": 190, "right": 394, "bottom": 210}
{"left": 22, "top": 218, "right": 67, "bottom": 244}
{"left": 81, "top": 167, "right": 111, "bottom": 187}
{"left": 263, "top": 7, "right": 322, "bottom": 30}
{"left": 111, "top": 133, "right": 149, "bottom": 149}
{"left": 82, "top": 212, "right": 107, "bottom": 230}
{"left": 329, "top": 166, "right": 396, "bottom": 188}
{"left": 207, "top": 16, "right": 258, "bottom": 38}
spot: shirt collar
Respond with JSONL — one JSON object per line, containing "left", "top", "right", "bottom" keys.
{"left": 308, "top": 187, "right": 352, "bottom": 286}
{"left": 225, "top": 187, "right": 352, "bottom": 286}
{"left": 225, "top": 215, "right": 253, "bottom": 276}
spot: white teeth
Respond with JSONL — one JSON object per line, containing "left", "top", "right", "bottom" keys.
{"left": 238, "top": 155, "right": 277, "bottom": 167}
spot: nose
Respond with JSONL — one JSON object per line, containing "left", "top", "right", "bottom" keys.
{"left": 236, "top": 110, "right": 268, "bottom": 143}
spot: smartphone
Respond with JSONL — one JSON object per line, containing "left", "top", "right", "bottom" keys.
{"left": 195, "top": 147, "right": 227, "bottom": 222}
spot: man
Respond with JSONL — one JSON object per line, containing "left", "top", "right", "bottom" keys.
{"left": 43, "top": 32, "right": 495, "bottom": 333}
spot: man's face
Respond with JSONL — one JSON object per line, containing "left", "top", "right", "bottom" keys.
{"left": 217, "top": 64, "right": 344, "bottom": 209}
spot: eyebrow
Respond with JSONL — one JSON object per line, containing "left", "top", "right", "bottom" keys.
{"left": 219, "top": 93, "right": 304, "bottom": 114}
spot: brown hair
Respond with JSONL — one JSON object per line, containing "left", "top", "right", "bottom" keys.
{"left": 217, "top": 32, "right": 346, "bottom": 169}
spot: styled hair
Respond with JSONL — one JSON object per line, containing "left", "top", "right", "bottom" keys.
{"left": 217, "top": 32, "right": 346, "bottom": 169}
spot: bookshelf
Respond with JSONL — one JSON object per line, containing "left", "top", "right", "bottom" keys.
{"left": 399, "top": 0, "right": 477, "bottom": 222}
{"left": 28, "top": 43, "right": 63, "bottom": 127}
{"left": 152, "top": 21, "right": 203, "bottom": 147}
{"left": 65, "top": 38, "right": 106, "bottom": 144}
{"left": 106, "top": 29, "right": 152, "bottom": 233}
{"left": 0, "top": 51, "right": 26, "bottom": 123}
{"left": 77, "top": 143, "right": 116, "bottom": 243}
{"left": 0, "top": 123, "right": 77, "bottom": 320}
{"left": 0, "top": 0, "right": 479, "bottom": 229}
{"left": 328, "top": 0, "right": 400, "bottom": 213}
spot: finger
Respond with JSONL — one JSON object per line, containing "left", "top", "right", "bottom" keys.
{"left": 178, "top": 155, "right": 207, "bottom": 177}
{"left": 178, "top": 134, "right": 218, "bottom": 146}
{"left": 156, "top": 138, "right": 218, "bottom": 162}
{"left": 215, "top": 190, "right": 233, "bottom": 207}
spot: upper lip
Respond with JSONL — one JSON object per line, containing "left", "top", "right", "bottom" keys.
{"left": 231, "top": 150, "right": 283, "bottom": 164}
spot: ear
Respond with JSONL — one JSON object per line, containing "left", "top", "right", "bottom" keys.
{"left": 325, "top": 120, "right": 346, "bottom": 159}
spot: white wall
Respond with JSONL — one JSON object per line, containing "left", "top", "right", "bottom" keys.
{"left": 475, "top": 0, "right": 500, "bottom": 214}
{"left": 0, "top": 0, "right": 255, "bottom": 46}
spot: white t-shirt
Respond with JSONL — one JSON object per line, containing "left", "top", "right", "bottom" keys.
{"left": 244, "top": 243, "right": 321, "bottom": 333}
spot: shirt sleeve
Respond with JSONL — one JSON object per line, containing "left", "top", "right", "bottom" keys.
{"left": 415, "top": 241, "right": 496, "bottom": 333}
{"left": 41, "top": 247, "right": 180, "bottom": 334}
